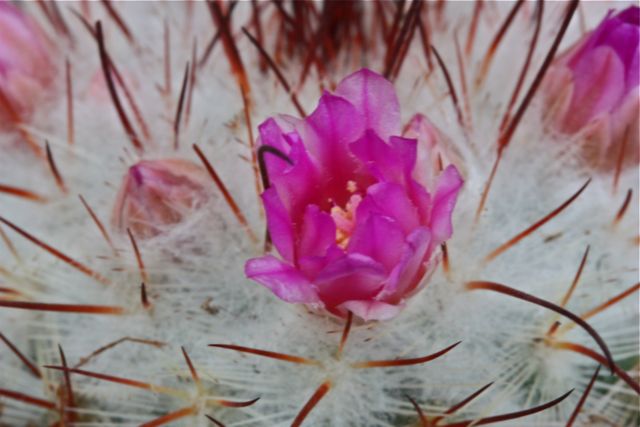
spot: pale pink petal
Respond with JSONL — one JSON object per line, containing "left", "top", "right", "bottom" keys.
{"left": 403, "top": 114, "right": 440, "bottom": 149}
{"left": 407, "top": 179, "right": 432, "bottom": 225}
{"left": 0, "top": 1, "right": 53, "bottom": 115}
{"left": 430, "top": 165, "right": 463, "bottom": 245}
{"left": 339, "top": 300, "right": 403, "bottom": 321}
{"left": 543, "top": 65, "right": 575, "bottom": 129}
{"left": 403, "top": 113, "right": 446, "bottom": 189}
{"left": 245, "top": 256, "right": 319, "bottom": 303}
{"left": 335, "top": 68, "right": 401, "bottom": 139}
{"left": 112, "top": 159, "right": 209, "bottom": 239}
{"left": 610, "top": 90, "right": 639, "bottom": 162}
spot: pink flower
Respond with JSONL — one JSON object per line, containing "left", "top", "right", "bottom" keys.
{"left": 545, "top": 6, "right": 639, "bottom": 163}
{"left": 245, "top": 69, "right": 463, "bottom": 321}
{"left": 112, "top": 159, "right": 210, "bottom": 239}
{"left": 0, "top": 1, "right": 54, "bottom": 122}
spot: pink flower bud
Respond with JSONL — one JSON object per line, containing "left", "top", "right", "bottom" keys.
{"left": 245, "top": 69, "right": 463, "bottom": 321}
{"left": 112, "top": 159, "right": 210, "bottom": 239}
{"left": 0, "top": 1, "right": 55, "bottom": 122}
{"left": 403, "top": 113, "right": 464, "bottom": 189}
{"left": 545, "top": 6, "right": 639, "bottom": 164}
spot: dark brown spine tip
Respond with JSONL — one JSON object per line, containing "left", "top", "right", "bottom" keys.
{"left": 95, "top": 21, "right": 143, "bottom": 152}
{"left": 141, "top": 282, "right": 151, "bottom": 308}
{"left": 351, "top": 340, "right": 461, "bottom": 369}
{"left": 205, "top": 415, "right": 226, "bottom": 427}
{"left": 566, "top": 365, "right": 600, "bottom": 427}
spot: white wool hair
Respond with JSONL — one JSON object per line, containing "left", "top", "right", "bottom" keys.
{"left": 0, "top": 1, "right": 638, "bottom": 426}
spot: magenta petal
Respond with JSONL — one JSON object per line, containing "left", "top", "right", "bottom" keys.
{"left": 381, "top": 227, "right": 432, "bottom": 300}
{"left": 339, "top": 300, "right": 403, "bottom": 321}
{"left": 594, "top": 7, "right": 640, "bottom": 88}
{"left": 430, "top": 165, "right": 463, "bottom": 245}
{"left": 350, "top": 130, "right": 417, "bottom": 184}
{"left": 566, "top": 46, "right": 625, "bottom": 132}
{"left": 347, "top": 213, "right": 405, "bottom": 271}
{"left": 389, "top": 136, "right": 418, "bottom": 175}
{"left": 618, "top": 6, "right": 640, "bottom": 25}
{"left": 245, "top": 256, "right": 318, "bottom": 303}
{"left": 297, "top": 243, "right": 345, "bottom": 281}
{"left": 556, "top": 6, "right": 640, "bottom": 136}
{"left": 298, "top": 205, "right": 336, "bottom": 259}
{"left": 302, "top": 92, "right": 364, "bottom": 158}
{"left": 273, "top": 135, "right": 322, "bottom": 220}
{"left": 299, "top": 92, "right": 365, "bottom": 206}
{"left": 334, "top": 68, "right": 401, "bottom": 139}
{"left": 258, "top": 118, "right": 289, "bottom": 153}
{"left": 315, "top": 254, "right": 386, "bottom": 307}
{"left": 356, "top": 182, "right": 421, "bottom": 235}
{"left": 262, "top": 188, "right": 295, "bottom": 263}
{"left": 258, "top": 118, "right": 292, "bottom": 177}
{"left": 258, "top": 118, "right": 323, "bottom": 222}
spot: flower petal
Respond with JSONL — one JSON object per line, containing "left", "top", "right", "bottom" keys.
{"left": 258, "top": 118, "right": 292, "bottom": 177}
{"left": 350, "top": 129, "right": 417, "bottom": 184}
{"left": 564, "top": 46, "right": 625, "bottom": 133}
{"left": 298, "top": 92, "right": 366, "bottom": 206}
{"left": 335, "top": 68, "right": 401, "bottom": 139}
{"left": 430, "top": 165, "right": 463, "bottom": 245}
{"left": 592, "top": 7, "right": 639, "bottom": 89}
{"left": 297, "top": 244, "right": 346, "bottom": 281}
{"left": 298, "top": 205, "right": 336, "bottom": 259}
{"left": 347, "top": 213, "right": 405, "bottom": 271}
{"left": 403, "top": 113, "right": 445, "bottom": 189}
{"left": 339, "top": 300, "right": 404, "bottom": 321}
{"left": 380, "top": 227, "right": 432, "bottom": 301}
{"left": 245, "top": 256, "right": 318, "bottom": 303}
{"left": 315, "top": 254, "right": 386, "bottom": 308}
{"left": 356, "top": 182, "right": 421, "bottom": 235}
{"left": 258, "top": 118, "right": 323, "bottom": 221}
{"left": 262, "top": 188, "right": 295, "bottom": 263}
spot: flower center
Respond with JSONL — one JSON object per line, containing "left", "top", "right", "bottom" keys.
{"left": 330, "top": 191, "right": 362, "bottom": 249}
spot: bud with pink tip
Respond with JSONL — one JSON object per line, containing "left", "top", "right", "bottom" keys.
{"left": 112, "top": 159, "right": 210, "bottom": 239}
{"left": 545, "top": 6, "right": 639, "bottom": 165}
{"left": 0, "top": 1, "right": 55, "bottom": 124}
